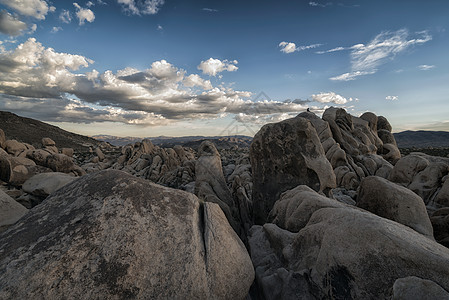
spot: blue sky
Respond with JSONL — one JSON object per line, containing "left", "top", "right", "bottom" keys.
{"left": 0, "top": 0, "right": 448, "bottom": 137}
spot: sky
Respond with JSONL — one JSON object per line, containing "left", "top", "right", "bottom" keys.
{"left": 0, "top": 0, "right": 448, "bottom": 137}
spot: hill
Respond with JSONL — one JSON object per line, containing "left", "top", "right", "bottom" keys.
{"left": 394, "top": 130, "right": 449, "bottom": 148}
{"left": 0, "top": 111, "right": 103, "bottom": 151}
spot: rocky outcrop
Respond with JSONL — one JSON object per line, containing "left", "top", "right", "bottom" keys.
{"left": 250, "top": 115, "right": 336, "bottom": 224}
{"left": 0, "top": 170, "right": 254, "bottom": 299}
{"left": 249, "top": 186, "right": 449, "bottom": 300}
{"left": 22, "top": 172, "right": 76, "bottom": 198}
{"left": 357, "top": 176, "right": 434, "bottom": 239}
{"left": 0, "top": 189, "right": 28, "bottom": 228}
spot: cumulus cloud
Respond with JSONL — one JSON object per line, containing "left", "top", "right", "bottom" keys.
{"left": 279, "top": 41, "right": 322, "bottom": 54}
{"left": 59, "top": 10, "right": 72, "bottom": 23}
{"left": 0, "top": 10, "right": 27, "bottom": 36}
{"left": 0, "top": 38, "right": 343, "bottom": 127}
{"left": 386, "top": 96, "right": 398, "bottom": 101}
{"left": 326, "top": 29, "right": 432, "bottom": 81}
{"left": 418, "top": 64, "right": 435, "bottom": 71}
{"left": 73, "top": 3, "right": 95, "bottom": 25}
{"left": 311, "top": 92, "right": 354, "bottom": 104}
{"left": 0, "top": 0, "right": 54, "bottom": 20}
{"left": 197, "top": 58, "right": 238, "bottom": 76}
{"left": 117, "top": 0, "right": 165, "bottom": 15}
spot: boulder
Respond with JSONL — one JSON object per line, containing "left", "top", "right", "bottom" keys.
{"left": 4, "top": 140, "right": 27, "bottom": 156}
{"left": 61, "top": 148, "right": 74, "bottom": 157}
{"left": 26, "top": 149, "right": 52, "bottom": 166}
{"left": 95, "top": 147, "right": 105, "bottom": 161}
{"left": 250, "top": 115, "right": 336, "bottom": 224}
{"left": 41, "top": 137, "right": 56, "bottom": 147}
{"left": 430, "top": 209, "right": 449, "bottom": 248}
{"left": 357, "top": 176, "right": 434, "bottom": 239}
{"left": 22, "top": 172, "right": 76, "bottom": 198}
{"left": 45, "top": 153, "right": 76, "bottom": 173}
{"left": 249, "top": 188, "right": 449, "bottom": 299}
{"left": 0, "top": 156, "right": 48, "bottom": 186}
{"left": 0, "top": 189, "right": 28, "bottom": 228}
{"left": 0, "top": 170, "right": 254, "bottom": 299}
{"left": 0, "top": 129, "right": 5, "bottom": 149}
{"left": 392, "top": 276, "right": 449, "bottom": 300}
{"left": 377, "top": 116, "right": 393, "bottom": 132}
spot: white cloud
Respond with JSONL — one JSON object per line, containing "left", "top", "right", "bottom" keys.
{"left": 157, "top": 24, "right": 163, "bottom": 30}
{"left": 279, "top": 41, "right": 322, "bottom": 54}
{"left": 29, "top": 23, "right": 37, "bottom": 33}
{"left": 0, "top": 0, "right": 52, "bottom": 20}
{"left": 309, "top": 2, "right": 332, "bottom": 7}
{"left": 386, "top": 95, "right": 398, "bottom": 101}
{"left": 197, "top": 58, "right": 238, "bottom": 76}
{"left": 0, "top": 10, "right": 27, "bottom": 36}
{"left": 329, "top": 29, "right": 432, "bottom": 81}
{"left": 73, "top": 3, "right": 95, "bottom": 25}
{"left": 0, "top": 38, "right": 343, "bottom": 127}
{"left": 59, "top": 10, "right": 72, "bottom": 23}
{"left": 202, "top": 8, "right": 218, "bottom": 12}
{"left": 329, "top": 70, "right": 376, "bottom": 81}
{"left": 418, "top": 64, "right": 435, "bottom": 71}
{"left": 51, "top": 26, "right": 62, "bottom": 33}
{"left": 311, "top": 92, "right": 353, "bottom": 104}
{"left": 117, "top": 0, "right": 165, "bottom": 15}
{"left": 86, "top": 1, "right": 94, "bottom": 7}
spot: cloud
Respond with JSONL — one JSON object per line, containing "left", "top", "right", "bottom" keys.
{"left": 386, "top": 95, "right": 398, "bottom": 101}
{"left": 418, "top": 64, "right": 435, "bottom": 71}
{"left": 157, "top": 24, "right": 163, "bottom": 30}
{"left": 279, "top": 41, "right": 322, "bottom": 54}
{"left": 202, "top": 8, "right": 218, "bottom": 12}
{"left": 86, "top": 1, "right": 94, "bottom": 7}
{"left": 59, "top": 10, "right": 72, "bottom": 23}
{"left": 0, "top": 10, "right": 27, "bottom": 36}
{"left": 0, "top": 38, "right": 344, "bottom": 127}
{"left": 311, "top": 92, "right": 354, "bottom": 104}
{"left": 117, "top": 0, "right": 165, "bottom": 15}
{"left": 73, "top": 3, "right": 95, "bottom": 25}
{"left": 0, "top": 0, "right": 54, "bottom": 20}
{"left": 51, "top": 26, "right": 62, "bottom": 33}
{"left": 197, "top": 58, "right": 238, "bottom": 76}
{"left": 327, "top": 29, "right": 432, "bottom": 81}
{"left": 309, "top": 2, "right": 332, "bottom": 7}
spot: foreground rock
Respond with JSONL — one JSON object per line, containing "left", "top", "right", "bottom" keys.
{"left": 22, "top": 172, "right": 76, "bottom": 198}
{"left": 392, "top": 276, "right": 449, "bottom": 300}
{"left": 0, "top": 170, "right": 254, "bottom": 299}
{"left": 0, "top": 190, "right": 28, "bottom": 228}
{"left": 250, "top": 116, "right": 336, "bottom": 224}
{"left": 249, "top": 185, "right": 449, "bottom": 299}
{"left": 357, "top": 176, "right": 434, "bottom": 239}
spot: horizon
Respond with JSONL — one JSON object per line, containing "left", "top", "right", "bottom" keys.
{"left": 0, "top": 0, "right": 448, "bottom": 137}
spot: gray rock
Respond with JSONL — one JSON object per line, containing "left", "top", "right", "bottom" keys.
{"left": 357, "top": 176, "right": 434, "bottom": 239}
{"left": 95, "top": 147, "right": 105, "bottom": 161}
{"left": 41, "top": 137, "right": 56, "bottom": 147}
{"left": 392, "top": 276, "right": 449, "bottom": 300}
{"left": 431, "top": 209, "right": 449, "bottom": 248}
{"left": 0, "top": 170, "right": 254, "bottom": 299}
{"left": 0, "top": 189, "right": 28, "bottom": 228}
{"left": 4, "top": 140, "right": 27, "bottom": 156}
{"left": 251, "top": 115, "right": 336, "bottom": 224}
{"left": 61, "top": 148, "right": 74, "bottom": 157}
{"left": 22, "top": 172, "right": 76, "bottom": 197}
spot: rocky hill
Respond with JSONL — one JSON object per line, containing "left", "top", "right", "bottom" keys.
{"left": 394, "top": 130, "right": 449, "bottom": 148}
{"left": 0, "top": 111, "right": 103, "bottom": 151}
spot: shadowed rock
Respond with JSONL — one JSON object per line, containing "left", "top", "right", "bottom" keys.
{"left": 0, "top": 170, "right": 254, "bottom": 299}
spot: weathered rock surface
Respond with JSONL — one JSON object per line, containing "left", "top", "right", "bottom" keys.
{"left": 249, "top": 186, "right": 449, "bottom": 300}
{"left": 0, "top": 129, "right": 5, "bottom": 149}
{"left": 0, "top": 170, "right": 254, "bottom": 299}
{"left": 431, "top": 208, "right": 449, "bottom": 248}
{"left": 357, "top": 176, "right": 434, "bottom": 239}
{"left": 0, "top": 190, "right": 28, "bottom": 228}
{"left": 251, "top": 115, "right": 336, "bottom": 224}
{"left": 4, "top": 140, "right": 27, "bottom": 157}
{"left": 392, "top": 276, "right": 449, "bottom": 300}
{"left": 0, "top": 156, "right": 47, "bottom": 186}
{"left": 22, "top": 172, "right": 76, "bottom": 197}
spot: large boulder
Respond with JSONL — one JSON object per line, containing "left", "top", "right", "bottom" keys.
{"left": 0, "top": 170, "right": 254, "bottom": 299}
{"left": 249, "top": 186, "right": 449, "bottom": 299}
{"left": 0, "top": 189, "right": 28, "bottom": 228}
{"left": 357, "top": 176, "right": 434, "bottom": 239}
{"left": 250, "top": 115, "right": 336, "bottom": 224}
{"left": 430, "top": 208, "right": 449, "bottom": 248}
{"left": 4, "top": 140, "right": 27, "bottom": 156}
{"left": 392, "top": 276, "right": 449, "bottom": 300}
{"left": 0, "top": 156, "right": 48, "bottom": 186}
{"left": 22, "top": 172, "right": 76, "bottom": 197}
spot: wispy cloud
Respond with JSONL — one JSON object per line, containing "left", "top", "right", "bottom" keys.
{"left": 59, "top": 10, "right": 72, "bottom": 23}
{"left": 202, "top": 8, "right": 218, "bottom": 12}
{"left": 279, "top": 41, "right": 322, "bottom": 54}
{"left": 51, "top": 26, "right": 62, "bottom": 33}
{"left": 386, "top": 95, "right": 398, "bottom": 101}
{"left": 74, "top": 3, "right": 95, "bottom": 25}
{"left": 327, "top": 29, "right": 432, "bottom": 81}
{"left": 418, "top": 64, "right": 435, "bottom": 71}
{"left": 309, "top": 2, "right": 332, "bottom": 7}
{"left": 117, "top": 0, "right": 165, "bottom": 15}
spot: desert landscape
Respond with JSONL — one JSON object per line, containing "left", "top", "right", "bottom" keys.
{"left": 1, "top": 0, "right": 449, "bottom": 299}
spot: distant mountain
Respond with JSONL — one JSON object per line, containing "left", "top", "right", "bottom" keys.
{"left": 93, "top": 134, "right": 253, "bottom": 150}
{"left": 394, "top": 130, "right": 449, "bottom": 148}
{"left": 0, "top": 111, "right": 104, "bottom": 151}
